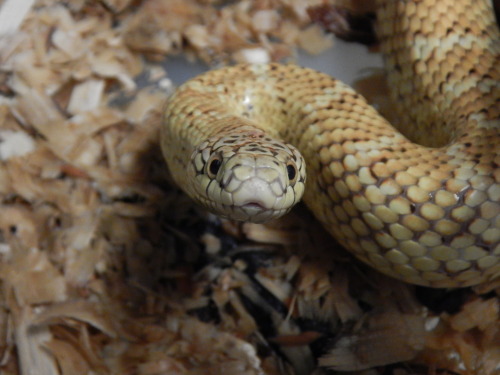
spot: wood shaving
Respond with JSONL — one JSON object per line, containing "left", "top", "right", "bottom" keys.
{"left": 319, "top": 310, "right": 426, "bottom": 371}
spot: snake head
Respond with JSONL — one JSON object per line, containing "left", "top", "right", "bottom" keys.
{"left": 189, "top": 131, "right": 306, "bottom": 223}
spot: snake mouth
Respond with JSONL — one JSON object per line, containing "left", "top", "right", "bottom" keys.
{"left": 241, "top": 201, "right": 268, "bottom": 211}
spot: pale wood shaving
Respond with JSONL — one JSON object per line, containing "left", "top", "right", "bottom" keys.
{"left": 0, "top": 0, "right": 35, "bottom": 36}
{"left": 297, "top": 25, "right": 334, "bottom": 55}
{"left": 318, "top": 310, "right": 426, "bottom": 371}
{"left": 0, "top": 130, "right": 35, "bottom": 160}
{"left": 42, "top": 339, "right": 91, "bottom": 375}
{"left": 420, "top": 297, "right": 500, "bottom": 374}
{"left": 243, "top": 222, "right": 299, "bottom": 245}
{"left": 0, "top": 246, "right": 67, "bottom": 304}
{"left": 67, "top": 79, "right": 105, "bottom": 115}
{"left": 449, "top": 298, "right": 499, "bottom": 332}
{"left": 13, "top": 308, "right": 58, "bottom": 375}
{"left": 32, "top": 301, "right": 121, "bottom": 339}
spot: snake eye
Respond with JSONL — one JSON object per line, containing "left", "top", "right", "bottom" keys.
{"left": 286, "top": 163, "right": 297, "bottom": 183}
{"left": 207, "top": 155, "right": 222, "bottom": 178}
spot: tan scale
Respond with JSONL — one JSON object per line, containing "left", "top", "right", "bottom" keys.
{"left": 162, "top": 0, "right": 500, "bottom": 287}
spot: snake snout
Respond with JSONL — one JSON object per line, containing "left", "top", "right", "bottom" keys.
{"left": 233, "top": 176, "right": 278, "bottom": 209}
{"left": 224, "top": 160, "right": 285, "bottom": 222}
{"left": 211, "top": 153, "right": 305, "bottom": 223}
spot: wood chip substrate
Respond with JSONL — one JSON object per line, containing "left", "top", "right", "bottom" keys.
{"left": 0, "top": 0, "right": 498, "bottom": 374}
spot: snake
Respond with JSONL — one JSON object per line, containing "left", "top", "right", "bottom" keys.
{"left": 161, "top": 0, "right": 500, "bottom": 288}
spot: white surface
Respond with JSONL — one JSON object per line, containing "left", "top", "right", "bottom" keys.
{"left": 0, "top": 130, "right": 35, "bottom": 160}
{"left": 163, "top": 36, "right": 384, "bottom": 87}
{"left": 296, "top": 37, "right": 384, "bottom": 86}
{"left": 0, "top": 0, "right": 35, "bottom": 36}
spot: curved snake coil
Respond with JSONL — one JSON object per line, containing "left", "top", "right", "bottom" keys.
{"left": 162, "top": 0, "right": 500, "bottom": 287}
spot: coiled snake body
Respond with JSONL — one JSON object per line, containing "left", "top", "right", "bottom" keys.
{"left": 162, "top": 0, "right": 500, "bottom": 287}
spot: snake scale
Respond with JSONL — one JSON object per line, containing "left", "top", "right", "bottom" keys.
{"left": 162, "top": 0, "right": 500, "bottom": 287}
